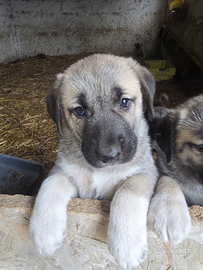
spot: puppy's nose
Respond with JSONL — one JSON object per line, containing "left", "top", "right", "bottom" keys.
{"left": 97, "top": 146, "right": 121, "bottom": 163}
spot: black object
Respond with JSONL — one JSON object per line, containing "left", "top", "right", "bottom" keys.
{"left": 0, "top": 154, "right": 44, "bottom": 196}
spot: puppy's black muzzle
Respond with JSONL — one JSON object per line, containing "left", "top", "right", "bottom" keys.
{"left": 81, "top": 113, "right": 137, "bottom": 168}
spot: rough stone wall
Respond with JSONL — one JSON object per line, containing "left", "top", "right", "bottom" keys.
{"left": 0, "top": 0, "right": 167, "bottom": 63}
{"left": 0, "top": 195, "right": 203, "bottom": 270}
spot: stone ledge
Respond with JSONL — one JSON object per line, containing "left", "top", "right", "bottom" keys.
{"left": 1, "top": 194, "right": 202, "bottom": 221}
{"left": 0, "top": 194, "right": 203, "bottom": 270}
{"left": 0, "top": 195, "right": 110, "bottom": 216}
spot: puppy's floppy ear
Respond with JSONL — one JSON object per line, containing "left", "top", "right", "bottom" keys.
{"left": 149, "top": 110, "right": 177, "bottom": 163}
{"left": 46, "top": 73, "right": 64, "bottom": 137}
{"left": 129, "top": 59, "right": 155, "bottom": 121}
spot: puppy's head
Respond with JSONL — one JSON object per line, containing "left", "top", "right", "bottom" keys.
{"left": 150, "top": 94, "right": 203, "bottom": 183}
{"left": 176, "top": 95, "right": 203, "bottom": 183}
{"left": 47, "top": 54, "right": 155, "bottom": 168}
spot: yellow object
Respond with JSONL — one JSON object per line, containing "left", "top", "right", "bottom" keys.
{"left": 169, "top": 0, "right": 185, "bottom": 11}
{"left": 145, "top": 60, "right": 176, "bottom": 81}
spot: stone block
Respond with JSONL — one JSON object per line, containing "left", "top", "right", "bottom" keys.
{"left": 0, "top": 195, "right": 202, "bottom": 269}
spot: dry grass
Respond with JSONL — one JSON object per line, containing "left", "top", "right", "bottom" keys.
{"left": 0, "top": 53, "right": 91, "bottom": 177}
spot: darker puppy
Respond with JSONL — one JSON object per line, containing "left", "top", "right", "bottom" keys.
{"left": 147, "top": 94, "right": 196, "bottom": 245}
{"left": 149, "top": 94, "right": 203, "bottom": 206}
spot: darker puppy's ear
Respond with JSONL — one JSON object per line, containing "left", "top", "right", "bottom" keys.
{"left": 46, "top": 74, "right": 64, "bottom": 137}
{"left": 149, "top": 109, "right": 177, "bottom": 163}
{"left": 130, "top": 60, "right": 155, "bottom": 121}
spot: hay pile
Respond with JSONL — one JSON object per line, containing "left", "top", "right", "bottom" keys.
{"left": 0, "top": 53, "right": 91, "bottom": 177}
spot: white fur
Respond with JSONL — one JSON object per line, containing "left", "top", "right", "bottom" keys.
{"left": 30, "top": 173, "right": 77, "bottom": 255}
{"left": 108, "top": 192, "right": 149, "bottom": 269}
{"left": 58, "top": 156, "right": 150, "bottom": 200}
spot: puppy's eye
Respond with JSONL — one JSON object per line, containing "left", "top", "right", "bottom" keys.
{"left": 197, "top": 144, "right": 203, "bottom": 152}
{"left": 74, "top": 106, "right": 85, "bottom": 117}
{"left": 192, "top": 143, "right": 203, "bottom": 152}
{"left": 120, "top": 98, "right": 130, "bottom": 109}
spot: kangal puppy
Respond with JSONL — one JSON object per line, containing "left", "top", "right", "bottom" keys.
{"left": 29, "top": 54, "right": 157, "bottom": 269}
{"left": 30, "top": 54, "right": 188, "bottom": 269}
{"left": 148, "top": 95, "right": 203, "bottom": 245}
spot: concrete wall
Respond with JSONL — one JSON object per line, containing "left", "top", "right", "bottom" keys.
{"left": 0, "top": 195, "right": 203, "bottom": 270}
{"left": 0, "top": 0, "right": 167, "bottom": 63}
{"left": 166, "top": 0, "right": 203, "bottom": 70}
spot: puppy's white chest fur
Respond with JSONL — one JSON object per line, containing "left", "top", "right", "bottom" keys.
{"left": 81, "top": 170, "right": 120, "bottom": 199}
{"left": 59, "top": 158, "right": 141, "bottom": 200}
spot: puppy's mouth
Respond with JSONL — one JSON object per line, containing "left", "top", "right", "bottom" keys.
{"left": 96, "top": 150, "right": 121, "bottom": 164}
{"left": 82, "top": 140, "right": 137, "bottom": 168}
{"left": 94, "top": 145, "right": 123, "bottom": 167}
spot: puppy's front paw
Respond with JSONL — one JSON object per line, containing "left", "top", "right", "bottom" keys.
{"left": 108, "top": 224, "right": 148, "bottom": 270}
{"left": 148, "top": 185, "right": 191, "bottom": 246}
{"left": 30, "top": 207, "right": 67, "bottom": 256}
{"left": 108, "top": 197, "right": 149, "bottom": 269}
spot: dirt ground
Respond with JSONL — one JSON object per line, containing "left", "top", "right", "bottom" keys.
{"left": 0, "top": 53, "right": 202, "bottom": 178}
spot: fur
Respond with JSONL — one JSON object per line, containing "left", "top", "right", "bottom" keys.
{"left": 30, "top": 54, "right": 158, "bottom": 269}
